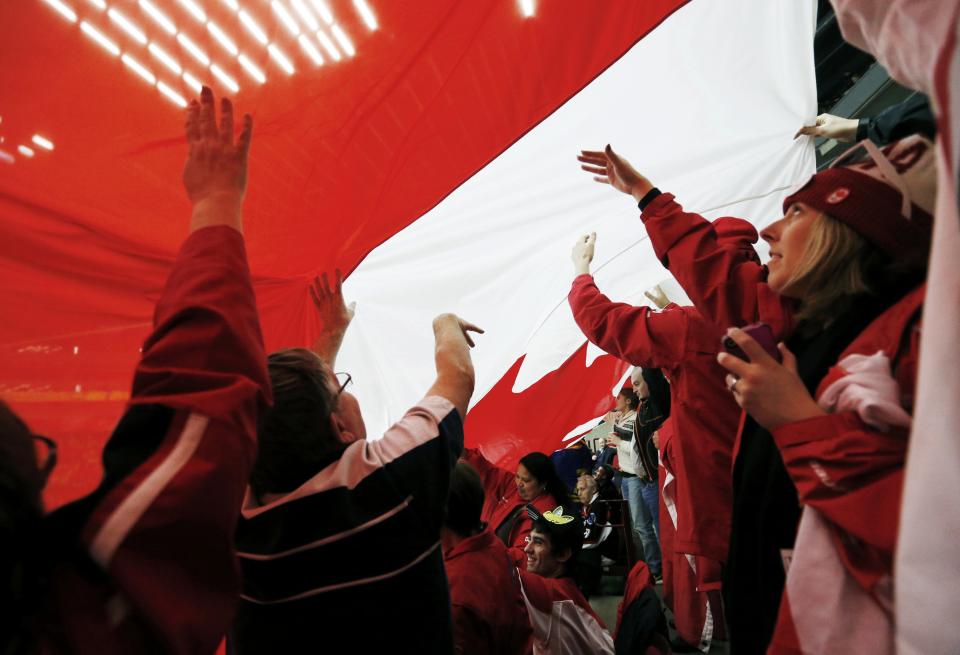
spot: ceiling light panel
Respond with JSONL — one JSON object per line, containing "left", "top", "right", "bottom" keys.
{"left": 38, "top": 0, "right": 384, "bottom": 110}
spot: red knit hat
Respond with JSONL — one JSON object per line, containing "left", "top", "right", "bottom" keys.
{"left": 783, "top": 135, "right": 935, "bottom": 264}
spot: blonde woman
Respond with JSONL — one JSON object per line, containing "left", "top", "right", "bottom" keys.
{"left": 579, "top": 137, "right": 933, "bottom": 653}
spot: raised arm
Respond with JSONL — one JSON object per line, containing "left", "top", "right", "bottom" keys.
{"left": 309, "top": 269, "right": 356, "bottom": 369}
{"left": 578, "top": 146, "right": 787, "bottom": 334}
{"left": 426, "top": 314, "right": 481, "bottom": 419}
{"left": 569, "top": 234, "right": 689, "bottom": 368}
{"left": 52, "top": 87, "right": 268, "bottom": 654}
{"left": 794, "top": 95, "right": 935, "bottom": 144}
{"left": 461, "top": 448, "right": 517, "bottom": 507}
{"left": 131, "top": 89, "right": 262, "bottom": 415}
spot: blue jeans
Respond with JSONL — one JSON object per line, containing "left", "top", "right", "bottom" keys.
{"left": 620, "top": 475, "right": 661, "bottom": 575}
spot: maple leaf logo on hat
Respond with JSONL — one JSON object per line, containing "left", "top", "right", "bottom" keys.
{"left": 826, "top": 188, "right": 850, "bottom": 204}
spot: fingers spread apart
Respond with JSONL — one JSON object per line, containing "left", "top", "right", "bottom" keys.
{"left": 186, "top": 86, "right": 252, "bottom": 153}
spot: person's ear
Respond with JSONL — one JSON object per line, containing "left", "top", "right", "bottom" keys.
{"left": 330, "top": 413, "right": 358, "bottom": 445}
{"left": 555, "top": 547, "right": 573, "bottom": 564}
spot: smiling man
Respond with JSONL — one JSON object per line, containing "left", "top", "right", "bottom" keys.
{"left": 514, "top": 507, "right": 615, "bottom": 655}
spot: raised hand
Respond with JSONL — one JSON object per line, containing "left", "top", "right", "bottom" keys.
{"left": 310, "top": 270, "right": 356, "bottom": 334}
{"left": 309, "top": 269, "right": 355, "bottom": 368}
{"left": 429, "top": 314, "right": 483, "bottom": 418}
{"left": 644, "top": 284, "right": 670, "bottom": 310}
{"left": 717, "top": 327, "right": 824, "bottom": 430}
{"left": 571, "top": 233, "right": 596, "bottom": 276}
{"left": 433, "top": 313, "right": 484, "bottom": 348}
{"left": 183, "top": 86, "right": 253, "bottom": 232}
{"left": 794, "top": 113, "right": 859, "bottom": 142}
{"left": 577, "top": 145, "right": 654, "bottom": 202}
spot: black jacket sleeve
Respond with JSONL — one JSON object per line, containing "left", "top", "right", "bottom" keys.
{"left": 856, "top": 94, "right": 936, "bottom": 143}
{"left": 641, "top": 368, "right": 671, "bottom": 422}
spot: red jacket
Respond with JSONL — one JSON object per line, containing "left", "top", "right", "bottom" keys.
{"left": 614, "top": 561, "right": 671, "bottom": 655}
{"left": 569, "top": 274, "right": 738, "bottom": 563}
{"left": 640, "top": 192, "right": 793, "bottom": 337}
{"left": 43, "top": 226, "right": 269, "bottom": 654}
{"left": 516, "top": 569, "right": 614, "bottom": 654}
{"left": 768, "top": 285, "right": 924, "bottom": 654}
{"left": 444, "top": 531, "right": 533, "bottom": 655}
{"left": 463, "top": 448, "right": 564, "bottom": 558}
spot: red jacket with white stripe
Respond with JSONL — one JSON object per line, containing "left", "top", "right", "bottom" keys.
{"left": 768, "top": 285, "right": 924, "bottom": 654}
{"left": 43, "top": 225, "right": 269, "bottom": 654}
{"left": 515, "top": 567, "right": 614, "bottom": 655}
{"left": 568, "top": 275, "right": 739, "bottom": 564}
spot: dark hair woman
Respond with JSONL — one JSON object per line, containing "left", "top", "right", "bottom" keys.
{"left": 461, "top": 448, "right": 570, "bottom": 559}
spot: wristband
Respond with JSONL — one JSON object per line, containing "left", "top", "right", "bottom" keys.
{"left": 637, "top": 187, "right": 662, "bottom": 211}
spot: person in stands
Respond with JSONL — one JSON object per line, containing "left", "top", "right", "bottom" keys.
{"left": 593, "top": 463, "right": 619, "bottom": 501}
{"left": 626, "top": 367, "right": 667, "bottom": 582}
{"left": 578, "top": 133, "right": 934, "bottom": 653}
{"left": 613, "top": 560, "right": 672, "bottom": 655}
{"left": 230, "top": 265, "right": 482, "bottom": 653}
{"left": 574, "top": 473, "right": 620, "bottom": 597}
{"left": 442, "top": 462, "right": 533, "bottom": 655}
{"left": 462, "top": 448, "right": 570, "bottom": 559}
{"left": 515, "top": 506, "right": 615, "bottom": 655}
{"left": 1, "top": 86, "right": 269, "bottom": 654}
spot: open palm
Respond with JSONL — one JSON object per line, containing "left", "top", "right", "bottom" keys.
{"left": 577, "top": 145, "right": 653, "bottom": 200}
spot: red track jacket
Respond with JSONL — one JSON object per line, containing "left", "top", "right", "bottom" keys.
{"left": 769, "top": 285, "right": 924, "bottom": 654}
{"left": 43, "top": 226, "right": 269, "bottom": 654}
{"left": 641, "top": 192, "right": 793, "bottom": 337}
{"left": 568, "top": 274, "right": 739, "bottom": 563}
{"left": 507, "top": 553, "right": 613, "bottom": 655}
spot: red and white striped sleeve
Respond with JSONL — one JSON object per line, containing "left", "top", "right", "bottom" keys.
{"left": 52, "top": 225, "right": 269, "bottom": 654}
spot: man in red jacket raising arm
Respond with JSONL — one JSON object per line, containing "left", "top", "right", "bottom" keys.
{"left": 567, "top": 225, "right": 757, "bottom": 652}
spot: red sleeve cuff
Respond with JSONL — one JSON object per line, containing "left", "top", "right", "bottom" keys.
{"left": 772, "top": 411, "right": 868, "bottom": 448}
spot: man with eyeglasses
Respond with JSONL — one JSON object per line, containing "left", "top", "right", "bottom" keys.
{"left": 230, "top": 270, "right": 481, "bottom": 654}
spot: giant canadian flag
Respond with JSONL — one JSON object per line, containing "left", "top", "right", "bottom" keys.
{"left": 0, "top": 0, "right": 816, "bottom": 507}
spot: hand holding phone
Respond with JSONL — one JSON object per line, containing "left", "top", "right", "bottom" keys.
{"left": 721, "top": 322, "right": 782, "bottom": 363}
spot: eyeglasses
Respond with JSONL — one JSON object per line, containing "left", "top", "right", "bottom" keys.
{"left": 334, "top": 372, "right": 352, "bottom": 396}
{"left": 33, "top": 434, "right": 58, "bottom": 486}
